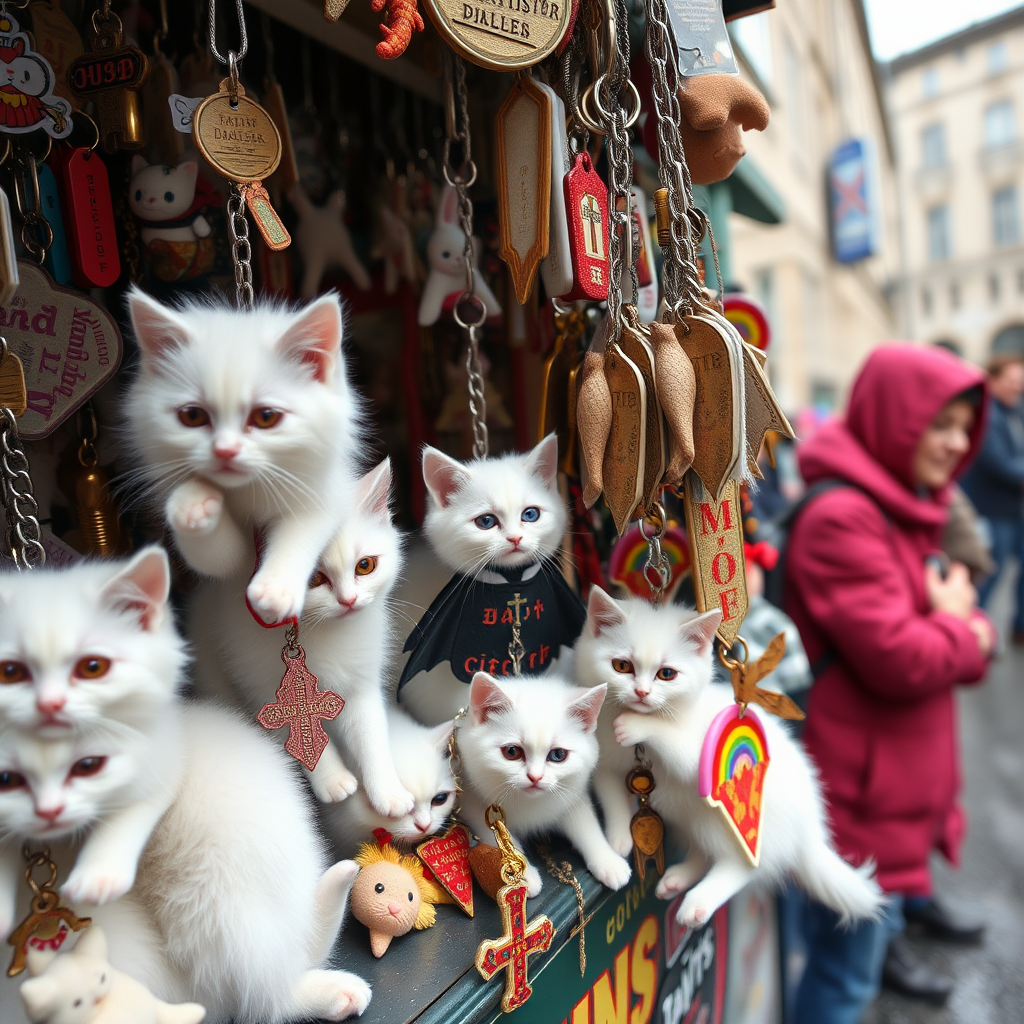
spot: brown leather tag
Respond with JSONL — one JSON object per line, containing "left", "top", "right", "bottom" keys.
{"left": 576, "top": 317, "right": 613, "bottom": 508}
{"left": 619, "top": 323, "right": 664, "bottom": 512}
{"left": 602, "top": 343, "right": 646, "bottom": 536}
{"left": 648, "top": 321, "right": 696, "bottom": 488}
{"left": 468, "top": 842, "right": 504, "bottom": 901}
{"left": 742, "top": 344, "right": 793, "bottom": 477}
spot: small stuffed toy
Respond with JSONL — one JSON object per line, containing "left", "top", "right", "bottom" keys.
{"left": 350, "top": 830, "right": 438, "bottom": 957}
{"left": 19, "top": 926, "right": 206, "bottom": 1024}
{"left": 290, "top": 183, "right": 372, "bottom": 298}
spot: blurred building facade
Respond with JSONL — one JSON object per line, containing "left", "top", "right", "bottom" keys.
{"left": 723, "top": 0, "right": 900, "bottom": 412}
{"left": 887, "top": 7, "right": 1024, "bottom": 364}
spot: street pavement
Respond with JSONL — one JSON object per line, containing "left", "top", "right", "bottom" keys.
{"left": 864, "top": 573, "right": 1024, "bottom": 1024}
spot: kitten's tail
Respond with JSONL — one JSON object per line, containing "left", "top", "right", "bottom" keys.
{"left": 798, "top": 844, "right": 885, "bottom": 925}
{"left": 308, "top": 860, "right": 360, "bottom": 965}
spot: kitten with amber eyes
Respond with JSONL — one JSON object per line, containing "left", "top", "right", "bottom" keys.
{"left": 190, "top": 459, "right": 414, "bottom": 817}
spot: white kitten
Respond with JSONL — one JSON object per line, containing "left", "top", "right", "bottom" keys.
{"left": 0, "top": 704, "right": 370, "bottom": 1024}
{"left": 189, "top": 459, "right": 413, "bottom": 816}
{"left": 322, "top": 709, "right": 455, "bottom": 857}
{"left": 581, "top": 588, "right": 883, "bottom": 929}
{"left": 0, "top": 548, "right": 184, "bottom": 736}
{"left": 124, "top": 288, "right": 362, "bottom": 626}
{"left": 458, "top": 672, "right": 631, "bottom": 896}
{"left": 400, "top": 435, "right": 581, "bottom": 726}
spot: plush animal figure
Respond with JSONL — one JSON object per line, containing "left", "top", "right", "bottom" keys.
{"left": 290, "top": 184, "right": 372, "bottom": 298}
{"left": 350, "top": 836, "right": 437, "bottom": 957}
{"left": 19, "top": 927, "right": 206, "bottom": 1024}
{"left": 418, "top": 184, "right": 501, "bottom": 327}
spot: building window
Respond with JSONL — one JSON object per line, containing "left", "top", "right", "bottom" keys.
{"left": 921, "top": 123, "right": 946, "bottom": 168}
{"left": 950, "top": 281, "right": 960, "bottom": 309}
{"left": 922, "top": 67, "right": 939, "bottom": 97}
{"left": 991, "top": 272, "right": 1001, "bottom": 301}
{"left": 928, "top": 205, "right": 951, "bottom": 261}
{"left": 993, "top": 185, "right": 1019, "bottom": 246}
{"left": 984, "top": 100, "right": 1015, "bottom": 148}
{"left": 921, "top": 286, "right": 932, "bottom": 316}
{"left": 989, "top": 40, "right": 1009, "bottom": 74}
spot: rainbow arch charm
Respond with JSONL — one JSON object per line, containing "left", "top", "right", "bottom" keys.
{"left": 698, "top": 704, "right": 770, "bottom": 865}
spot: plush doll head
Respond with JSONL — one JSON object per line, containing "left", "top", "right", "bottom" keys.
{"left": 129, "top": 158, "right": 200, "bottom": 224}
{"left": 351, "top": 837, "right": 437, "bottom": 957}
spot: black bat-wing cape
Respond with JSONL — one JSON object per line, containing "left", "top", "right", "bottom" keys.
{"left": 398, "top": 563, "right": 587, "bottom": 691}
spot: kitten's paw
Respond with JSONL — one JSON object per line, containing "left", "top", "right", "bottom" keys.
{"left": 656, "top": 862, "right": 702, "bottom": 900}
{"left": 608, "top": 825, "right": 634, "bottom": 858}
{"left": 311, "top": 767, "right": 359, "bottom": 804}
{"left": 62, "top": 864, "right": 136, "bottom": 906}
{"left": 365, "top": 780, "right": 415, "bottom": 818}
{"left": 167, "top": 480, "right": 224, "bottom": 535}
{"left": 247, "top": 573, "right": 303, "bottom": 625}
{"left": 525, "top": 864, "right": 543, "bottom": 898}
{"left": 587, "top": 852, "right": 632, "bottom": 891}
{"left": 677, "top": 893, "right": 715, "bottom": 930}
{"left": 613, "top": 712, "right": 647, "bottom": 748}
{"left": 321, "top": 972, "right": 373, "bottom": 1020}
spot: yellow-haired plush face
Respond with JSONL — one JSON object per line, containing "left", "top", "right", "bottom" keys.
{"left": 351, "top": 842, "right": 437, "bottom": 957}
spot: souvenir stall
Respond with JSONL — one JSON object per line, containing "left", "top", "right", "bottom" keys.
{"left": 0, "top": 1, "right": 877, "bottom": 1023}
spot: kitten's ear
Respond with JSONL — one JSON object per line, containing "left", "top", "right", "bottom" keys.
{"left": 525, "top": 433, "right": 559, "bottom": 490}
{"left": 127, "top": 287, "right": 191, "bottom": 363}
{"left": 470, "top": 672, "right": 514, "bottom": 725}
{"left": 100, "top": 546, "right": 171, "bottom": 632}
{"left": 567, "top": 683, "right": 607, "bottom": 734}
{"left": 24, "top": 948, "right": 58, "bottom": 977}
{"left": 179, "top": 161, "right": 198, "bottom": 187}
{"left": 422, "top": 447, "right": 469, "bottom": 509}
{"left": 430, "top": 720, "right": 455, "bottom": 753}
{"left": 71, "top": 925, "right": 107, "bottom": 961}
{"left": 357, "top": 459, "right": 392, "bottom": 521}
{"left": 680, "top": 609, "right": 723, "bottom": 655}
{"left": 19, "top": 976, "right": 59, "bottom": 1016}
{"left": 277, "top": 294, "right": 343, "bottom": 385}
{"left": 586, "top": 586, "right": 626, "bottom": 635}
{"left": 130, "top": 154, "right": 148, "bottom": 177}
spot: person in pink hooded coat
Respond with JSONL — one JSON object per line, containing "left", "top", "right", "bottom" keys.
{"left": 784, "top": 345, "right": 994, "bottom": 1022}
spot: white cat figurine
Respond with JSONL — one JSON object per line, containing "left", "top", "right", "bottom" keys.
{"left": 578, "top": 587, "right": 884, "bottom": 929}
{"left": 129, "top": 159, "right": 211, "bottom": 247}
{"left": 125, "top": 288, "right": 362, "bottom": 626}
{"left": 458, "top": 672, "right": 632, "bottom": 896}
{"left": 20, "top": 926, "right": 206, "bottom": 1024}
{"left": 189, "top": 459, "right": 414, "bottom": 815}
{"left": 322, "top": 709, "right": 455, "bottom": 857}
{"left": 417, "top": 184, "right": 501, "bottom": 327}
{"left": 290, "top": 184, "right": 372, "bottom": 298}
{"left": 398, "top": 434, "right": 585, "bottom": 726}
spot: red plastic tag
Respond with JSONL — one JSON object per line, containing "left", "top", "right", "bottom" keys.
{"left": 62, "top": 148, "right": 120, "bottom": 288}
{"left": 561, "top": 152, "right": 609, "bottom": 302}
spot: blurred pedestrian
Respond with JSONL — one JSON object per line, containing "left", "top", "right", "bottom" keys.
{"left": 783, "top": 345, "right": 995, "bottom": 1024}
{"left": 960, "top": 354, "right": 1024, "bottom": 640}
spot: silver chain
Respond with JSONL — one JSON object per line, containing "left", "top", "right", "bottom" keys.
{"left": 0, "top": 339, "right": 43, "bottom": 570}
{"left": 640, "top": 502, "right": 670, "bottom": 603}
{"left": 207, "top": 0, "right": 248, "bottom": 64}
{"left": 644, "top": 0, "right": 704, "bottom": 317}
{"left": 442, "top": 52, "right": 488, "bottom": 458}
{"left": 227, "top": 186, "right": 254, "bottom": 311}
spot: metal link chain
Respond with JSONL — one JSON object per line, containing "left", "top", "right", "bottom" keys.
{"left": 639, "top": 501, "right": 670, "bottom": 603}
{"left": 11, "top": 148, "right": 53, "bottom": 266}
{"left": 442, "top": 51, "right": 488, "bottom": 458}
{"left": 227, "top": 185, "right": 254, "bottom": 310}
{"left": 644, "top": 0, "right": 704, "bottom": 317}
{"left": 0, "top": 341, "right": 44, "bottom": 569}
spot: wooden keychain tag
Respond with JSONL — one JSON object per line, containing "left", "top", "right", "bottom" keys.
{"left": 603, "top": 341, "right": 646, "bottom": 536}
{"left": 647, "top": 321, "right": 696, "bottom": 489}
{"left": 563, "top": 152, "right": 610, "bottom": 302}
{"left": 192, "top": 80, "right": 291, "bottom": 251}
{"left": 576, "top": 315, "right": 613, "bottom": 508}
{"left": 626, "top": 762, "right": 665, "bottom": 882}
{"left": 537, "top": 82, "right": 573, "bottom": 299}
{"left": 618, "top": 316, "right": 665, "bottom": 513}
{"left": 61, "top": 148, "right": 121, "bottom": 288}
{"left": 539, "top": 306, "right": 585, "bottom": 442}
{"left": 496, "top": 75, "right": 551, "bottom": 305}
{"left": 741, "top": 343, "right": 793, "bottom": 477}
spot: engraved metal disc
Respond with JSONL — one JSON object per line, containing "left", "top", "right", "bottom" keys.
{"left": 192, "top": 84, "right": 282, "bottom": 183}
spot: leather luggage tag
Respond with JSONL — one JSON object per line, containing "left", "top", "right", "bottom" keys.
{"left": 682, "top": 475, "right": 748, "bottom": 645}
{"left": 676, "top": 314, "right": 741, "bottom": 502}
{"left": 742, "top": 343, "right": 793, "bottom": 478}
{"left": 496, "top": 75, "right": 551, "bottom": 305}
{"left": 1, "top": 261, "right": 123, "bottom": 440}
{"left": 576, "top": 315, "right": 613, "bottom": 507}
{"left": 563, "top": 152, "right": 610, "bottom": 302}
{"left": 618, "top": 315, "right": 665, "bottom": 512}
{"left": 647, "top": 320, "right": 695, "bottom": 489}
{"left": 603, "top": 342, "right": 646, "bottom": 536}
{"left": 537, "top": 82, "right": 573, "bottom": 299}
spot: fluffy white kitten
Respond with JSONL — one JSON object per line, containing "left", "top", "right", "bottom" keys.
{"left": 190, "top": 459, "right": 413, "bottom": 815}
{"left": 322, "top": 709, "right": 455, "bottom": 857}
{"left": 0, "top": 548, "right": 184, "bottom": 735}
{"left": 581, "top": 588, "right": 884, "bottom": 929}
{"left": 400, "top": 434, "right": 572, "bottom": 726}
{"left": 458, "top": 672, "right": 632, "bottom": 896}
{"left": 125, "top": 288, "right": 362, "bottom": 626}
{"left": 0, "top": 703, "right": 369, "bottom": 1024}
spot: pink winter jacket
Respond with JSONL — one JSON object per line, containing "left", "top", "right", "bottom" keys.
{"left": 784, "top": 345, "right": 991, "bottom": 895}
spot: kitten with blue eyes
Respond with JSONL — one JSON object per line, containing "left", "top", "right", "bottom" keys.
{"left": 577, "top": 587, "right": 883, "bottom": 929}
{"left": 398, "top": 434, "right": 587, "bottom": 726}
{"left": 457, "top": 672, "right": 632, "bottom": 896}
{"left": 321, "top": 709, "right": 455, "bottom": 857}
{"left": 189, "top": 459, "right": 414, "bottom": 816}
{"left": 125, "top": 287, "right": 362, "bottom": 627}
